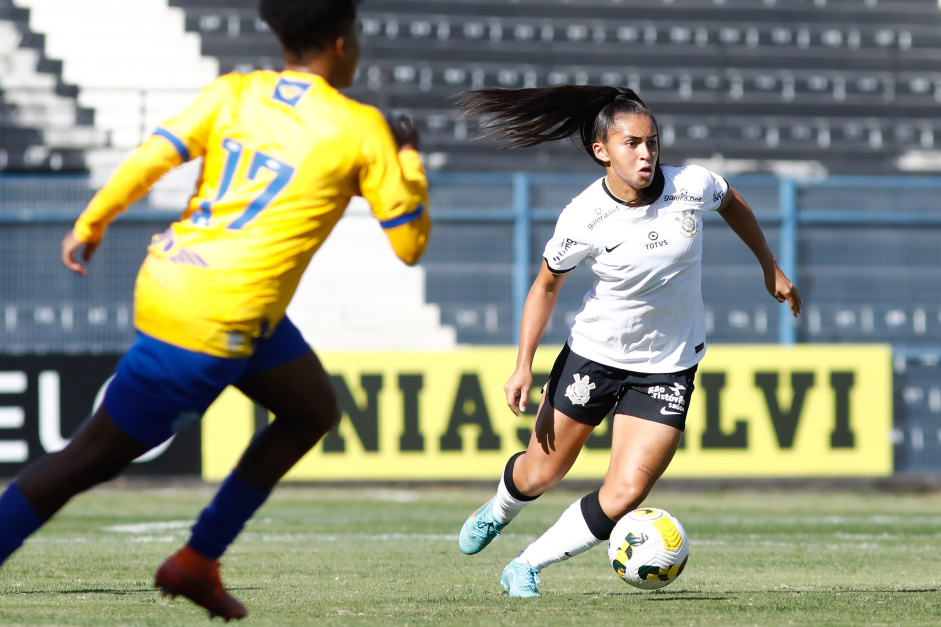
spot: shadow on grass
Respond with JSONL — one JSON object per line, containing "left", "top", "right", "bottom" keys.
{"left": 580, "top": 587, "right": 939, "bottom": 601}
{"left": 581, "top": 590, "right": 730, "bottom": 601}
{"left": 1, "top": 585, "right": 262, "bottom": 596}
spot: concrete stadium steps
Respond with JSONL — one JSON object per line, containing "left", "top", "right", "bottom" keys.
{"left": 165, "top": 0, "right": 941, "bottom": 175}
{"left": 286, "top": 200, "right": 457, "bottom": 351}
{"left": 0, "top": 6, "right": 99, "bottom": 172}
{"left": 13, "top": 0, "right": 218, "bottom": 181}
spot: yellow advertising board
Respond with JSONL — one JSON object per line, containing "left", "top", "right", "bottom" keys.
{"left": 201, "top": 345, "right": 893, "bottom": 481}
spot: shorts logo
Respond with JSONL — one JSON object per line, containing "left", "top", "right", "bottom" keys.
{"left": 649, "top": 383, "right": 687, "bottom": 416}
{"left": 565, "top": 373, "right": 596, "bottom": 406}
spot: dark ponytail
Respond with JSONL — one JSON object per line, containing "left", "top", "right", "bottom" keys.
{"left": 457, "top": 84, "right": 664, "bottom": 204}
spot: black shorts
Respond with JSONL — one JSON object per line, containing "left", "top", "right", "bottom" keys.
{"left": 545, "top": 344, "right": 698, "bottom": 431}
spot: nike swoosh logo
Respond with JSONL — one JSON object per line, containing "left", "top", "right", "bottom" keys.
{"left": 660, "top": 407, "right": 682, "bottom": 415}
{"left": 605, "top": 243, "right": 623, "bottom": 253}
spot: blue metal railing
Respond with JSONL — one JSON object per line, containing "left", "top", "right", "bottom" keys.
{"left": 424, "top": 172, "right": 941, "bottom": 346}
{"left": 4, "top": 171, "right": 941, "bottom": 347}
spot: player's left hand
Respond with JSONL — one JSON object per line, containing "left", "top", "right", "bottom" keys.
{"left": 766, "top": 265, "right": 801, "bottom": 317}
{"left": 62, "top": 230, "right": 97, "bottom": 276}
{"left": 386, "top": 112, "right": 419, "bottom": 151}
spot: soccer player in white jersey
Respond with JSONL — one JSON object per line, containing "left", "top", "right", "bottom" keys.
{"left": 455, "top": 85, "right": 801, "bottom": 598}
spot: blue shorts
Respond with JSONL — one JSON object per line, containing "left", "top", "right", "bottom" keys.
{"left": 102, "top": 317, "right": 310, "bottom": 448}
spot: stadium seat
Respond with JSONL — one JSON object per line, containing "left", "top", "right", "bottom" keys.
{"left": 0, "top": 10, "right": 99, "bottom": 173}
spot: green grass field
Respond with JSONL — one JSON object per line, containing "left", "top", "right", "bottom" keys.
{"left": 0, "top": 482, "right": 939, "bottom": 626}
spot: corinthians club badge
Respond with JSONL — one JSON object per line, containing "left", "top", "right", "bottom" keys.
{"left": 565, "top": 373, "right": 596, "bottom": 406}
{"left": 675, "top": 210, "right": 698, "bottom": 238}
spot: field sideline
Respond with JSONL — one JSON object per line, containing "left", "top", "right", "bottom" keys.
{"left": 0, "top": 482, "right": 939, "bottom": 626}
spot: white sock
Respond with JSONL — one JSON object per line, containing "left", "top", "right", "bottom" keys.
{"left": 516, "top": 499, "right": 604, "bottom": 572}
{"left": 490, "top": 472, "right": 533, "bottom": 523}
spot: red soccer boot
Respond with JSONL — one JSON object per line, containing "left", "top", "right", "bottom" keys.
{"left": 154, "top": 546, "right": 247, "bottom": 622}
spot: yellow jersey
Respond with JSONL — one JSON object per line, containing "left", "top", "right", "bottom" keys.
{"left": 73, "top": 70, "right": 429, "bottom": 357}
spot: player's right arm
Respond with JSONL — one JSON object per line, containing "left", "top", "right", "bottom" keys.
{"left": 62, "top": 138, "right": 184, "bottom": 275}
{"left": 63, "top": 75, "right": 237, "bottom": 275}
{"left": 357, "top": 109, "right": 430, "bottom": 266}
{"left": 505, "top": 262, "right": 568, "bottom": 416}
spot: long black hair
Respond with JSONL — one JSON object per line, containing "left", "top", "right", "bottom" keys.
{"left": 458, "top": 85, "right": 665, "bottom": 205}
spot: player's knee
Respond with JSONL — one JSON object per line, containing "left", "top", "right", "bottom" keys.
{"left": 600, "top": 479, "right": 651, "bottom": 519}
{"left": 514, "top": 459, "right": 565, "bottom": 495}
{"left": 282, "top": 393, "right": 339, "bottom": 450}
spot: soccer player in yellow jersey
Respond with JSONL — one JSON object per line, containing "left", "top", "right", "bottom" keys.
{"left": 0, "top": 0, "right": 428, "bottom": 620}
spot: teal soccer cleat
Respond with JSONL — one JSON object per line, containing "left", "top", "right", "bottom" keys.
{"left": 500, "top": 559, "right": 541, "bottom": 598}
{"left": 458, "top": 500, "right": 508, "bottom": 555}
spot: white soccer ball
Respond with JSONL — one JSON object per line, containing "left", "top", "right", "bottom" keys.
{"left": 607, "top": 507, "right": 689, "bottom": 590}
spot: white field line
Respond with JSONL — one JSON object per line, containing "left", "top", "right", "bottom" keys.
{"left": 30, "top": 532, "right": 933, "bottom": 552}
{"left": 103, "top": 521, "right": 193, "bottom": 533}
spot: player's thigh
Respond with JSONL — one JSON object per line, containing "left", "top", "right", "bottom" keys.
{"left": 519, "top": 345, "right": 622, "bottom": 487}
{"left": 103, "top": 333, "right": 247, "bottom": 448}
{"left": 603, "top": 364, "right": 697, "bottom": 491}
{"left": 607, "top": 415, "right": 682, "bottom": 480}
{"left": 601, "top": 414, "right": 683, "bottom": 513}
{"left": 236, "top": 317, "right": 336, "bottom": 425}
{"left": 236, "top": 349, "right": 336, "bottom": 430}
{"left": 517, "top": 401, "right": 595, "bottom": 491}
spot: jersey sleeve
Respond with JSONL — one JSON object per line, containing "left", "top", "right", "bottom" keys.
{"left": 153, "top": 74, "right": 240, "bottom": 163}
{"left": 699, "top": 166, "right": 730, "bottom": 213}
{"left": 72, "top": 136, "right": 183, "bottom": 244}
{"left": 356, "top": 106, "right": 430, "bottom": 264}
{"left": 357, "top": 106, "right": 428, "bottom": 224}
{"left": 543, "top": 208, "right": 593, "bottom": 274}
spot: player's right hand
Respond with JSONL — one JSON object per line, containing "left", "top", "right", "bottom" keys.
{"left": 504, "top": 367, "right": 533, "bottom": 417}
{"left": 386, "top": 112, "right": 420, "bottom": 151}
{"left": 62, "top": 230, "right": 97, "bottom": 276}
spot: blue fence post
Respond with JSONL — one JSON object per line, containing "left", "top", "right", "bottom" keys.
{"left": 778, "top": 177, "right": 798, "bottom": 346}
{"left": 512, "top": 173, "right": 531, "bottom": 346}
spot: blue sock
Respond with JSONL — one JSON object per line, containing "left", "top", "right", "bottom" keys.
{"left": 187, "top": 473, "right": 270, "bottom": 560}
{"left": 0, "top": 483, "right": 46, "bottom": 565}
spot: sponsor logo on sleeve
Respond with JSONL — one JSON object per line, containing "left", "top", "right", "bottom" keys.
{"left": 551, "top": 238, "right": 578, "bottom": 264}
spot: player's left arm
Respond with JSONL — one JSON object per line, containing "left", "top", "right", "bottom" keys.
{"left": 359, "top": 110, "right": 430, "bottom": 266}
{"left": 718, "top": 186, "right": 802, "bottom": 317}
{"left": 380, "top": 147, "right": 430, "bottom": 266}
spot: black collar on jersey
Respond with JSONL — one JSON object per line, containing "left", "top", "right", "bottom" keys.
{"left": 602, "top": 177, "right": 643, "bottom": 206}
{"left": 601, "top": 168, "right": 666, "bottom": 207}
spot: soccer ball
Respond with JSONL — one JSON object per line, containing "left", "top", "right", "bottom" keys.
{"left": 607, "top": 507, "right": 689, "bottom": 590}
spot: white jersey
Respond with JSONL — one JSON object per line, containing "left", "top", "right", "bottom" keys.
{"left": 544, "top": 164, "right": 729, "bottom": 373}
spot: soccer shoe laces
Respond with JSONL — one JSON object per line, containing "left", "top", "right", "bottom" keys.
{"left": 474, "top": 518, "right": 503, "bottom": 538}
{"left": 501, "top": 560, "right": 542, "bottom": 598}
